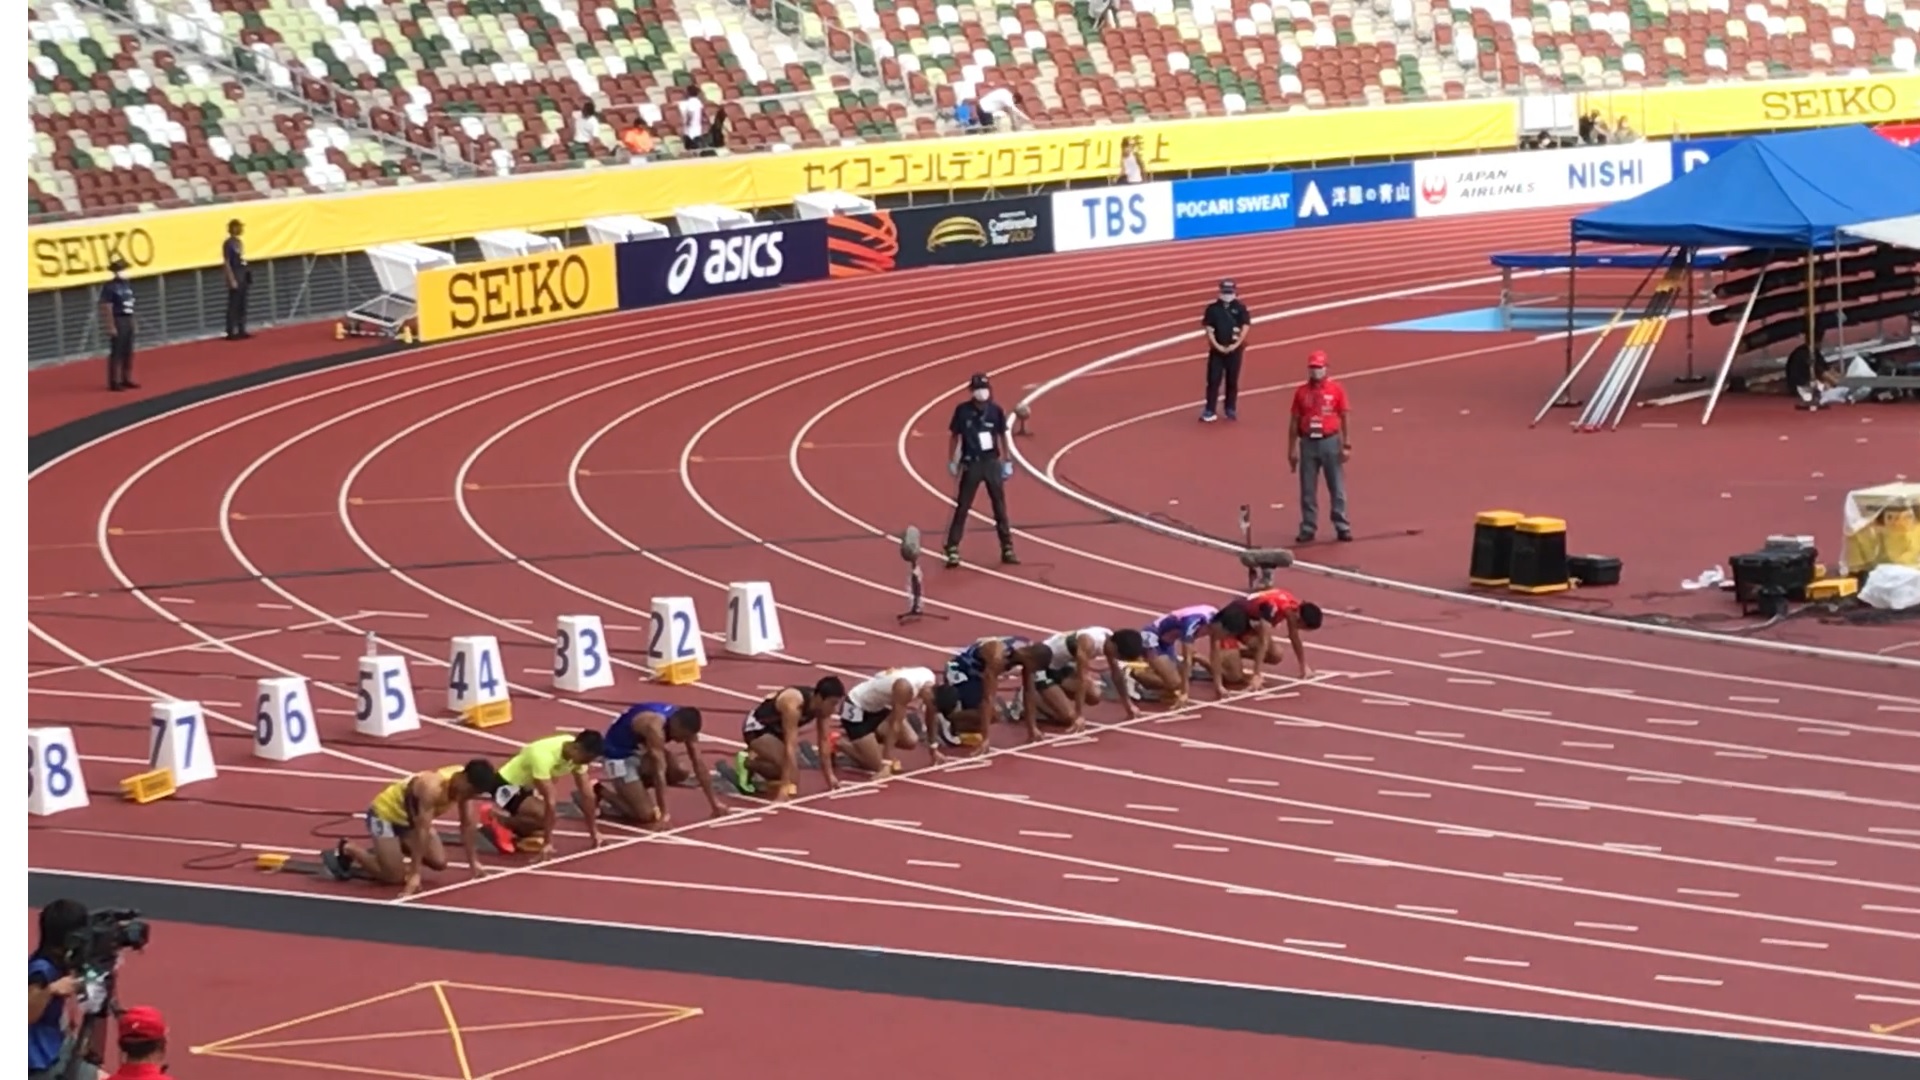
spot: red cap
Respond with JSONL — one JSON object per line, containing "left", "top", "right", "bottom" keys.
{"left": 119, "top": 1006, "right": 167, "bottom": 1042}
{"left": 1307, "top": 350, "right": 1328, "bottom": 369}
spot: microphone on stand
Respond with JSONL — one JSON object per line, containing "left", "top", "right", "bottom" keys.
{"left": 1238, "top": 547, "right": 1295, "bottom": 590}
{"left": 896, "top": 526, "right": 946, "bottom": 623}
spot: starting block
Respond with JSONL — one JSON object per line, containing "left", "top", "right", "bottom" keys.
{"left": 29, "top": 727, "right": 89, "bottom": 816}
{"left": 149, "top": 699, "right": 218, "bottom": 786}
{"left": 464, "top": 699, "right": 514, "bottom": 729}
{"left": 447, "top": 635, "right": 510, "bottom": 718}
{"left": 254, "top": 676, "right": 324, "bottom": 762}
{"left": 1806, "top": 576, "right": 1858, "bottom": 600}
{"left": 554, "top": 614, "right": 616, "bottom": 693}
{"left": 647, "top": 596, "right": 706, "bottom": 675}
{"left": 654, "top": 659, "right": 700, "bottom": 686}
{"left": 355, "top": 655, "right": 421, "bottom": 738}
{"left": 119, "top": 769, "right": 175, "bottom": 804}
{"left": 723, "top": 582, "right": 784, "bottom": 656}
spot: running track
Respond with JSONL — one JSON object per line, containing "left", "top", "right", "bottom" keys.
{"left": 27, "top": 207, "right": 1920, "bottom": 1076}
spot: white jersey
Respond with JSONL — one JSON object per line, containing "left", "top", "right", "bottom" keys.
{"left": 1043, "top": 627, "right": 1111, "bottom": 668}
{"left": 848, "top": 667, "right": 936, "bottom": 714}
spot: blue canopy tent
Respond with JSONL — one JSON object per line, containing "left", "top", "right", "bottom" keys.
{"left": 1543, "top": 126, "right": 1920, "bottom": 424}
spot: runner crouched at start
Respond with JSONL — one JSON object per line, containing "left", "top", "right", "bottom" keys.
{"left": 326, "top": 759, "right": 505, "bottom": 896}
{"left": 1034, "top": 626, "right": 1147, "bottom": 725}
{"left": 1132, "top": 604, "right": 1217, "bottom": 706}
{"left": 594, "top": 703, "right": 730, "bottom": 826}
{"left": 1241, "top": 586, "right": 1321, "bottom": 679}
{"left": 723, "top": 678, "right": 848, "bottom": 800}
{"left": 831, "top": 666, "right": 942, "bottom": 772}
{"left": 943, "top": 635, "right": 1052, "bottom": 748}
{"left": 478, "top": 730, "right": 606, "bottom": 857}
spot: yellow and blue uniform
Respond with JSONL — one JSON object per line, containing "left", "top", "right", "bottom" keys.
{"left": 367, "top": 765, "right": 461, "bottom": 841}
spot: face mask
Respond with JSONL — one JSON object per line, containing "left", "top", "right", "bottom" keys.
{"left": 1308, "top": 369, "right": 1325, "bottom": 382}
{"left": 972, "top": 389, "right": 990, "bottom": 402}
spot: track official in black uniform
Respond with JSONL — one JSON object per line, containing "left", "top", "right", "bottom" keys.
{"left": 222, "top": 218, "right": 252, "bottom": 340}
{"left": 1200, "top": 279, "right": 1252, "bottom": 422}
{"left": 943, "top": 372, "right": 1019, "bottom": 568}
{"left": 100, "top": 257, "right": 138, "bottom": 391}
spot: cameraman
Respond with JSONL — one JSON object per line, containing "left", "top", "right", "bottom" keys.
{"left": 104, "top": 1007, "right": 172, "bottom": 1080}
{"left": 29, "top": 900, "right": 101, "bottom": 1080}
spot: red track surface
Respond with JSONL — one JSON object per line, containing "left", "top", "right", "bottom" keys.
{"left": 28, "top": 207, "right": 1920, "bottom": 1071}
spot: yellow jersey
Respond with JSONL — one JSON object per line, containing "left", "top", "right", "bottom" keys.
{"left": 369, "top": 765, "right": 462, "bottom": 827}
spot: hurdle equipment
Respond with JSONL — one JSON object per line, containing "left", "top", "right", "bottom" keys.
{"left": 447, "top": 635, "right": 511, "bottom": 718}
{"left": 148, "top": 699, "right": 218, "bottom": 786}
{"left": 344, "top": 242, "right": 452, "bottom": 339}
{"left": 793, "top": 191, "right": 878, "bottom": 219}
{"left": 1507, "top": 517, "right": 1572, "bottom": 595}
{"left": 585, "top": 216, "right": 670, "bottom": 245}
{"left": 1469, "top": 510, "right": 1526, "bottom": 588}
{"left": 29, "top": 727, "right": 89, "bottom": 817}
{"left": 474, "top": 229, "right": 562, "bottom": 261}
{"left": 355, "top": 655, "right": 421, "bottom": 738}
{"left": 554, "top": 615, "right": 616, "bottom": 693}
{"left": 724, "top": 582, "right": 784, "bottom": 656}
{"left": 647, "top": 597, "right": 707, "bottom": 674}
{"left": 254, "top": 676, "right": 324, "bottom": 761}
{"left": 675, "top": 204, "right": 755, "bottom": 234}
{"left": 119, "top": 769, "right": 175, "bottom": 805}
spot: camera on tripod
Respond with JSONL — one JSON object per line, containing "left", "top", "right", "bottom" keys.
{"left": 61, "top": 908, "right": 150, "bottom": 990}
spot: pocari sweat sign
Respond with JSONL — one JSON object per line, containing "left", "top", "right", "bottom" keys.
{"left": 1051, "top": 182, "right": 1175, "bottom": 252}
{"left": 1293, "top": 163, "right": 1415, "bottom": 228}
{"left": 1170, "top": 173, "right": 1295, "bottom": 239}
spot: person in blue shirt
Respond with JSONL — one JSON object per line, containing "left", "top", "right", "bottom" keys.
{"left": 98, "top": 258, "right": 138, "bottom": 392}
{"left": 222, "top": 218, "right": 251, "bottom": 340}
{"left": 29, "top": 899, "right": 98, "bottom": 1079}
{"left": 590, "top": 703, "right": 729, "bottom": 825}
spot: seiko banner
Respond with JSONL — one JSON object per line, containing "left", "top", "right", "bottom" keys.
{"left": 1292, "top": 163, "right": 1417, "bottom": 228}
{"left": 1051, "top": 181, "right": 1175, "bottom": 252}
{"left": 615, "top": 219, "right": 829, "bottom": 309}
{"left": 1170, "top": 173, "right": 1295, "bottom": 240}
{"left": 1413, "top": 143, "right": 1672, "bottom": 218}
{"left": 415, "top": 244, "right": 619, "bottom": 342}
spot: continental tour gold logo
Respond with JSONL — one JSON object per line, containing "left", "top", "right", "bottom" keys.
{"left": 926, "top": 210, "right": 1041, "bottom": 252}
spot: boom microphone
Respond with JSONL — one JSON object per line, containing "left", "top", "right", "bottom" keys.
{"left": 900, "top": 525, "right": 923, "bottom": 563}
{"left": 1238, "top": 548, "right": 1296, "bottom": 571}
{"left": 1012, "top": 402, "right": 1032, "bottom": 437}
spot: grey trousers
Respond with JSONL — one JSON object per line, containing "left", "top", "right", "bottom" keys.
{"left": 1297, "top": 435, "right": 1349, "bottom": 536}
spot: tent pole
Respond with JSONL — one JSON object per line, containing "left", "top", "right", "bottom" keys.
{"left": 1804, "top": 250, "right": 1817, "bottom": 391}
{"left": 1676, "top": 246, "right": 1703, "bottom": 382}
{"left": 1554, "top": 236, "right": 1582, "bottom": 409}
{"left": 1833, "top": 246, "right": 1845, "bottom": 352}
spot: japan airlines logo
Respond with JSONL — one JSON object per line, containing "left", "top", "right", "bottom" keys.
{"left": 1420, "top": 175, "right": 1449, "bottom": 205}
{"left": 665, "top": 238, "right": 699, "bottom": 296}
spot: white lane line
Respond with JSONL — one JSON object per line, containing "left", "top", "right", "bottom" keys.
{"left": 1175, "top": 740, "right": 1210, "bottom": 750}
{"left": 1278, "top": 816, "right": 1334, "bottom": 826}
{"left": 1018, "top": 830, "right": 1073, "bottom": 840}
{"left": 756, "top": 847, "right": 810, "bottom": 856}
{"left": 1628, "top": 775, "right": 1683, "bottom": 784}
{"left": 1604, "top": 843, "right": 1664, "bottom": 853}
{"left": 907, "top": 859, "right": 960, "bottom": 869}
{"left": 1699, "top": 815, "right": 1758, "bottom": 824}
{"left": 1063, "top": 873, "right": 1118, "bottom": 883}
{"left": 1446, "top": 677, "right": 1496, "bottom": 686}
{"left": 158, "top": 597, "right": 196, "bottom": 605}
{"left": 1335, "top": 856, "right": 1391, "bottom": 866}
{"left": 1224, "top": 886, "right": 1268, "bottom": 895}
{"left": 872, "top": 819, "right": 922, "bottom": 828}
{"left": 1868, "top": 827, "right": 1920, "bottom": 837}
{"left": 1438, "top": 649, "right": 1483, "bottom": 659}
{"left": 1576, "top": 922, "right": 1640, "bottom": 933}
{"left": 1857, "top": 993, "right": 1920, "bottom": 1006}
{"left": 1503, "top": 872, "right": 1564, "bottom": 883}
{"left": 1877, "top": 705, "right": 1920, "bottom": 714}
{"left": 1797, "top": 727, "right": 1849, "bottom": 736}
{"left": 1397, "top": 904, "right": 1459, "bottom": 915}
{"left": 707, "top": 817, "right": 758, "bottom": 828}
{"left": 1645, "top": 717, "right": 1698, "bottom": 726}
{"left": 1323, "top": 753, "right": 1374, "bottom": 762}
{"left": 1530, "top": 629, "right": 1575, "bottom": 640}
{"left": 605, "top": 624, "right": 648, "bottom": 633}
{"left": 1226, "top": 778, "right": 1280, "bottom": 787}
{"left": 1270, "top": 717, "right": 1320, "bottom": 726}
{"left": 1679, "top": 888, "right": 1741, "bottom": 898}
{"left": 1125, "top": 803, "right": 1181, "bottom": 814}
{"left": 520, "top": 668, "right": 549, "bottom": 676}
{"left": 1657, "top": 975, "right": 1724, "bottom": 987}
{"left": 1362, "top": 698, "right": 1410, "bottom": 707}
{"left": 315, "top": 708, "right": 354, "bottom": 718}
{"left": 1378, "top": 790, "right": 1432, "bottom": 799}
{"left": 1863, "top": 904, "right": 1920, "bottom": 915}
{"left": 300, "top": 654, "right": 341, "bottom": 662}
{"left": 1562, "top": 741, "right": 1614, "bottom": 750}
{"left": 1473, "top": 764, "right": 1524, "bottom": 773}
{"left": 1174, "top": 843, "right": 1231, "bottom": 853}
{"left": 829, "top": 788, "right": 879, "bottom": 798}
{"left": 1502, "top": 708, "right": 1554, "bottom": 717}
{"left": 1729, "top": 695, "right": 1780, "bottom": 705}
{"left": 1438, "top": 828, "right": 1496, "bottom": 837}
{"left": 1284, "top": 939, "right": 1348, "bottom": 950}
{"left": 1533, "top": 800, "right": 1591, "bottom": 810}
{"left": 361, "top": 610, "right": 429, "bottom": 619}
{"left": 1415, "top": 730, "right": 1466, "bottom": 740}
{"left": 1714, "top": 751, "right": 1768, "bottom": 760}
{"left": 823, "top": 638, "right": 867, "bottom": 646}
{"left": 1465, "top": 956, "right": 1532, "bottom": 967}
{"left": 1774, "top": 856, "right": 1838, "bottom": 867}
{"left": 256, "top": 602, "right": 293, "bottom": 610}
{"left": 1761, "top": 938, "right": 1829, "bottom": 949}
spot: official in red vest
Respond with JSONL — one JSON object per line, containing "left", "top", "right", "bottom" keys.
{"left": 1287, "top": 350, "right": 1352, "bottom": 543}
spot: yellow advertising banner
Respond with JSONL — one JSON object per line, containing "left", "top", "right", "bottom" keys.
{"left": 1585, "top": 72, "right": 1920, "bottom": 138}
{"left": 413, "top": 243, "right": 619, "bottom": 343}
{"left": 28, "top": 98, "right": 1516, "bottom": 292}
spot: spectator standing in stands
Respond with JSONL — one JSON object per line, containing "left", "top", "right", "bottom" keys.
{"left": 706, "top": 105, "right": 731, "bottom": 153}
{"left": 99, "top": 258, "right": 137, "bottom": 392}
{"left": 1119, "top": 135, "right": 1146, "bottom": 183}
{"left": 1289, "top": 350, "right": 1352, "bottom": 543}
{"left": 1611, "top": 116, "right": 1638, "bottom": 142}
{"left": 1200, "top": 279, "right": 1251, "bottom": 422}
{"left": 222, "top": 218, "right": 251, "bottom": 341}
{"left": 677, "top": 87, "right": 707, "bottom": 153}
{"left": 102, "top": 1007, "right": 173, "bottom": 1080}
{"left": 943, "top": 373, "right": 1019, "bottom": 568}
{"left": 1088, "top": 0, "right": 1120, "bottom": 30}
{"left": 571, "top": 101, "right": 601, "bottom": 155}
{"left": 976, "top": 86, "right": 1032, "bottom": 131}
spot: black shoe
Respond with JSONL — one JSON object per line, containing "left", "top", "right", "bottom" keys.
{"left": 1000, "top": 547, "right": 1020, "bottom": 565}
{"left": 1295, "top": 530, "right": 1315, "bottom": 544}
{"left": 122, "top": 381, "right": 140, "bottom": 390}
{"left": 108, "top": 383, "right": 124, "bottom": 392}
{"left": 1336, "top": 530, "right": 1354, "bottom": 542}
{"left": 944, "top": 546, "right": 961, "bottom": 569}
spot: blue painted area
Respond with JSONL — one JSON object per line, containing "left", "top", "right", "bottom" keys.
{"left": 1170, "top": 173, "right": 1295, "bottom": 239}
{"left": 1293, "top": 163, "right": 1416, "bottom": 228}
{"left": 1376, "top": 306, "right": 1619, "bottom": 333}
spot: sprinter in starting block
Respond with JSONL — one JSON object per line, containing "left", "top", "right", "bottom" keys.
{"left": 593, "top": 703, "right": 729, "bottom": 826}
{"left": 724, "top": 678, "right": 848, "bottom": 800}
{"left": 477, "top": 729, "right": 606, "bottom": 857}
{"left": 1034, "top": 626, "right": 1148, "bottom": 725}
{"left": 1240, "top": 586, "right": 1322, "bottom": 679}
{"left": 325, "top": 759, "right": 506, "bottom": 897}
{"left": 943, "top": 635, "right": 1052, "bottom": 748}
{"left": 834, "top": 666, "right": 942, "bottom": 772}
{"left": 1134, "top": 604, "right": 1219, "bottom": 705}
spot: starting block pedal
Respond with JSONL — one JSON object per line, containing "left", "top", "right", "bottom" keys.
{"left": 1806, "top": 576, "right": 1858, "bottom": 600}
{"left": 655, "top": 659, "right": 700, "bottom": 686}
{"left": 119, "top": 769, "right": 176, "bottom": 804}
{"left": 463, "top": 699, "right": 514, "bottom": 728}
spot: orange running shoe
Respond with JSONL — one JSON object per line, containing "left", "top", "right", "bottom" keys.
{"left": 475, "top": 804, "right": 517, "bottom": 854}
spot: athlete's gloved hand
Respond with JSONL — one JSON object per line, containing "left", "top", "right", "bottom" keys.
{"left": 1000, "top": 462, "right": 1014, "bottom": 481}
{"left": 947, "top": 460, "right": 959, "bottom": 477}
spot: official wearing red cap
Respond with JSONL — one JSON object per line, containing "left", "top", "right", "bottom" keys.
{"left": 1287, "top": 350, "right": 1352, "bottom": 543}
{"left": 105, "top": 1006, "right": 173, "bottom": 1080}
